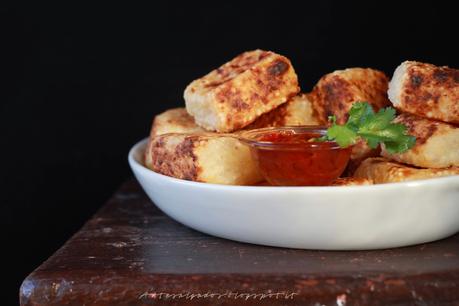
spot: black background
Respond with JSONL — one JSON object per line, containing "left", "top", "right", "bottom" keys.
{"left": 3, "top": 2, "right": 458, "bottom": 304}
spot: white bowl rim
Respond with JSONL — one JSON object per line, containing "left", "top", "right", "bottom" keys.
{"left": 129, "top": 138, "right": 459, "bottom": 192}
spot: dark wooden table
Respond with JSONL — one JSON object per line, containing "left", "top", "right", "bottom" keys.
{"left": 21, "top": 179, "right": 459, "bottom": 305}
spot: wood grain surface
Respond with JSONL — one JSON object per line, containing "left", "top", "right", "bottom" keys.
{"left": 20, "top": 179, "right": 459, "bottom": 305}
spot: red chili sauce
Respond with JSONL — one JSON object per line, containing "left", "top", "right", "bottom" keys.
{"left": 250, "top": 131, "right": 351, "bottom": 186}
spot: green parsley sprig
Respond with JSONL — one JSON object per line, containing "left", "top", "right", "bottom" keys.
{"left": 318, "top": 102, "right": 416, "bottom": 154}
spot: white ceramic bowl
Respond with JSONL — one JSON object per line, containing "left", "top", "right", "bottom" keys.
{"left": 129, "top": 138, "right": 459, "bottom": 250}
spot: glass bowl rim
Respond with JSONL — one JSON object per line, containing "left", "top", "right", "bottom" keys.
{"left": 238, "top": 125, "right": 344, "bottom": 150}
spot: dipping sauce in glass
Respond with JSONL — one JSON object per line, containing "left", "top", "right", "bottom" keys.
{"left": 240, "top": 126, "right": 351, "bottom": 186}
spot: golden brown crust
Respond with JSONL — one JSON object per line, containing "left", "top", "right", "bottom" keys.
{"left": 144, "top": 133, "right": 263, "bottom": 185}
{"left": 310, "top": 68, "right": 391, "bottom": 124}
{"left": 331, "top": 177, "right": 373, "bottom": 186}
{"left": 246, "top": 93, "right": 320, "bottom": 129}
{"left": 145, "top": 135, "right": 202, "bottom": 181}
{"left": 310, "top": 68, "right": 391, "bottom": 170}
{"left": 184, "top": 50, "right": 300, "bottom": 132}
{"left": 381, "top": 113, "right": 459, "bottom": 168}
{"left": 394, "top": 113, "right": 439, "bottom": 145}
{"left": 354, "top": 157, "right": 459, "bottom": 184}
{"left": 150, "top": 108, "right": 206, "bottom": 137}
{"left": 398, "top": 61, "right": 459, "bottom": 124}
{"left": 252, "top": 177, "right": 374, "bottom": 186}
{"left": 247, "top": 102, "right": 291, "bottom": 128}
{"left": 345, "top": 140, "right": 381, "bottom": 176}
{"left": 150, "top": 95, "right": 319, "bottom": 137}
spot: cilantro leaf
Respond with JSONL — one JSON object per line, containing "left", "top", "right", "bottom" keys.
{"left": 383, "top": 133, "right": 416, "bottom": 154}
{"left": 323, "top": 102, "right": 416, "bottom": 154}
{"left": 326, "top": 125, "right": 358, "bottom": 147}
{"left": 358, "top": 107, "right": 396, "bottom": 133}
{"left": 346, "top": 102, "right": 374, "bottom": 130}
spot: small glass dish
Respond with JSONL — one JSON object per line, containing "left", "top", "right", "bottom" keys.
{"left": 239, "top": 126, "right": 352, "bottom": 186}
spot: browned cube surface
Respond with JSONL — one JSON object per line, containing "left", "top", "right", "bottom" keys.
{"left": 21, "top": 179, "right": 459, "bottom": 305}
